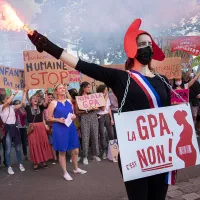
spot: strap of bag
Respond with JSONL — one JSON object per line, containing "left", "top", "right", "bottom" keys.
{"left": 32, "top": 114, "right": 37, "bottom": 123}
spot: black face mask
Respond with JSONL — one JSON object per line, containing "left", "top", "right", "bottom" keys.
{"left": 136, "top": 46, "right": 154, "bottom": 65}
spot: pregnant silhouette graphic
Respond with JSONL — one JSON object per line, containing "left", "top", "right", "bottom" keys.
{"left": 174, "top": 110, "right": 197, "bottom": 167}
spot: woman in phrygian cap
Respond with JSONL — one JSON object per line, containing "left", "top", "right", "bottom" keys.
{"left": 28, "top": 18, "right": 174, "bottom": 200}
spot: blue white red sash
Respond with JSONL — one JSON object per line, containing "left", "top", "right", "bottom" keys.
{"left": 129, "top": 70, "right": 162, "bottom": 108}
{"left": 129, "top": 70, "right": 177, "bottom": 185}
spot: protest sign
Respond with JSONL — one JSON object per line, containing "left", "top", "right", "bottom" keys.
{"left": 114, "top": 104, "right": 200, "bottom": 182}
{"left": 152, "top": 57, "right": 181, "bottom": 79}
{"left": 23, "top": 50, "right": 81, "bottom": 89}
{"left": 171, "top": 89, "right": 189, "bottom": 104}
{"left": 76, "top": 93, "right": 105, "bottom": 110}
{"left": 192, "top": 55, "right": 200, "bottom": 68}
{"left": 171, "top": 36, "right": 200, "bottom": 56}
{"left": 154, "top": 36, "right": 191, "bottom": 68}
{"left": 0, "top": 65, "right": 25, "bottom": 89}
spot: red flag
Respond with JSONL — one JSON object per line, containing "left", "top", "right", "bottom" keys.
{"left": 171, "top": 36, "right": 200, "bottom": 56}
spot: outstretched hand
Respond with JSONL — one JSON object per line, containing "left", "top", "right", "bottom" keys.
{"left": 28, "top": 30, "right": 48, "bottom": 53}
{"left": 27, "top": 30, "right": 64, "bottom": 59}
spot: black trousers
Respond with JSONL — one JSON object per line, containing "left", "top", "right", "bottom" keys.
{"left": 111, "top": 110, "right": 118, "bottom": 139}
{"left": 118, "top": 154, "right": 168, "bottom": 200}
{"left": 19, "top": 128, "right": 27, "bottom": 156}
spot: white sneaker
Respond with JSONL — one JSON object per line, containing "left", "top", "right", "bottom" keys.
{"left": 93, "top": 156, "right": 101, "bottom": 162}
{"left": 83, "top": 157, "right": 88, "bottom": 165}
{"left": 19, "top": 164, "right": 25, "bottom": 172}
{"left": 8, "top": 167, "right": 14, "bottom": 175}
{"left": 73, "top": 168, "right": 87, "bottom": 174}
{"left": 102, "top": 152, "right": 107, "bottom": 160}
{"left": 63, "top": 172, "right": 73, "bottom": 181}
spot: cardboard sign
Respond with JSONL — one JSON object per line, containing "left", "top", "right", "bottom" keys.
{"left": 114, "top": 104, "right": 200, "bottom": 182}
{"left": 75, "top": 93, "right": 105, "bottom": 110}
{"left": 171, "top": 36, "right": 200, "bottom": 56}
{"left": 0, "top": 65, "right": 25, "bottom": 89}
{"left": 171, "top": 89, "right": 189, "bottom": 104}
{"left": 23, "top": 50, "right": 81, "bottom": 89}
{"left": 154, "top": 36, "right": 192, "bottom": 68}
{"left": 152, "top": 57, "right": 181, "bottom": 79}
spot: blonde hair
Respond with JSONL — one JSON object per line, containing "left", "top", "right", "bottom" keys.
{"left": 53, "top": 83, "right": 72, "bottom": 100}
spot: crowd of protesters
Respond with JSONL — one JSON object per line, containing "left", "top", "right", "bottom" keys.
{"left": 0, "top": 67, "right": 200, "bottom": 179}
{"left": 0, "top": 83, "right": 117, "bottom": 180}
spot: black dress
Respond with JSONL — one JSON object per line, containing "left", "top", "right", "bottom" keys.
{"left": 76, "top": 59, "right": 170, "bottom": 200}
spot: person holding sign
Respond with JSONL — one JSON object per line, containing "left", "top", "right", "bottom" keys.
{"left": 0, "top": 89, "right": 26, "bottom": 175}
{"left": 24, "top": 90, "right": 53, "bottom": 171}
{"left": 76, "top": 82, "right": 101, "bottom": 165}
{"left": 47, "top": 84, "right": 87, "bottom": 181}
{"left": 28, "top": 18, "right": 171, "bottom": 199}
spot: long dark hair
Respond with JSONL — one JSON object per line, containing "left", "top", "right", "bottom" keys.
{"left": 13, "top": 100, "right": 21, "bottom": 105}
{"left": 97, "top": 85, "right": 107, "bottom": 93}
{"left": 0, "top": 94, "right": 7, "bottom": 104}
{"left": 79, "top": 82, "right": 90, "bottom": 96}
{"left": 68, "top": 88, "right": 78, "bottom": 100}
{"left": 172, "top": 79, "right": 185, "bottom": 89}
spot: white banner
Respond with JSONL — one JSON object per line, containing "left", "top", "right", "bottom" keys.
{"left": 114, "top": 104, "right": 200, "bottom": 182}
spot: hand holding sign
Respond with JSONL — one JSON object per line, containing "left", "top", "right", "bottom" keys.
{"left": 76, "top": 93, "right": 105, "bottom": 110}
{"left": 88, "top": 106, "right": 99, "bottom": 111}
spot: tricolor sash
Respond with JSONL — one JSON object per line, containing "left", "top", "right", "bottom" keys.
{"left": 129, "top": 70, "right": 177, "bottom": 185}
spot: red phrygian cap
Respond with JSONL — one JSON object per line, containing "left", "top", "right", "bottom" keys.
{"left": 124, "top": 18, "right": 165, "bottom": 61}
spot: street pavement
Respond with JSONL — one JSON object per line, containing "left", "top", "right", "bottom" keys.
{"left": 0, "top": 138, "right": 200, "bottom": 200}
{"left": 0, "top": 154, "right": 127, "bottom": 200}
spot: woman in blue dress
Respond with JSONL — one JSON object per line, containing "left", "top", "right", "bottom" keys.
{"left": 48, "top": 83, "right": 87, "bottom": 181}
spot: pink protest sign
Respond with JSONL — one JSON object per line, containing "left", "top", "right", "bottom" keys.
{"left": 75, "top": 93, "right": 105, "bottom": 110}
{"left": 171, "top": 89, "right": 189, "bottom": 104}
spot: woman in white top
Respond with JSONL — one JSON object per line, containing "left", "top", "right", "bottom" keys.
{"left": 0, "top": 89, "right": 26, "bottom": 175}
{"left": 97, "top": 85, "right": 114, "bottom": 160}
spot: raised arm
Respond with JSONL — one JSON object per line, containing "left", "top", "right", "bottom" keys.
{"left": 15, "top": 88, "right": 27, "bottom": 110}
{"left": 188, "top": 70, "right": 200, "bottom": 88}
{"left": 28, "top": 31, "right": 122, "bottom": 88}
{"left": 1, "top": 90, "right": 18, "bottom": 111}
{"left": 43, "top": 90, "right": 49, "bottom": 107}
{"left": 26, "top": 89, "right": 30, "bottom": 103}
